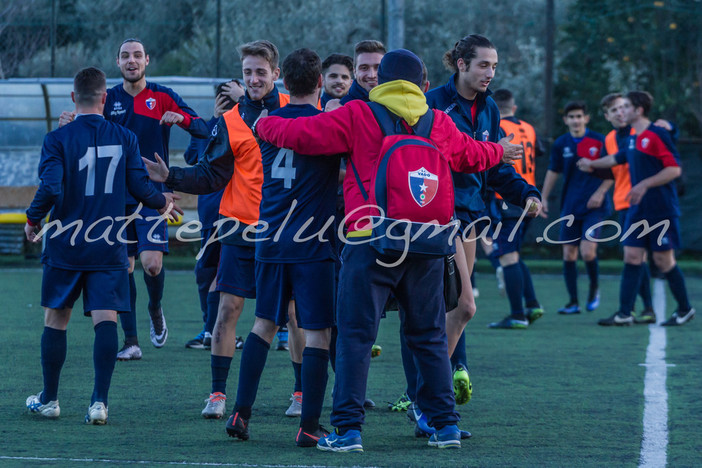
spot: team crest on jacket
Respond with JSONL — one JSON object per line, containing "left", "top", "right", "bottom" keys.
{"left": 408, "top": 167, "right": 438, "bottom": 207}
{"left": 482, "top": 130, "right": 490, "bottom": 141}
{"left": 145, "top": 97, "right": 156, "bottom": 110}
{"left": 642, "top": 138, "right": 650, "bottom": 149}
{"left": 589, "top": 146, "right": 598, "bottom": 157}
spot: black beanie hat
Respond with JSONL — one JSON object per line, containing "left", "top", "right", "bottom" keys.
{"left": 377, "top": 49, "right": 423, "bottom": 87}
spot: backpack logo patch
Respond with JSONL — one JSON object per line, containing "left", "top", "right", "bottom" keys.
{"left": 408, "top": 167, "right": 438, "bottom": 207}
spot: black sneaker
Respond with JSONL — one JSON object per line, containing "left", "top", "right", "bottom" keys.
{"left": 635, "top": 308, "right": 656, "bottom": 324}
{"left": 185, "top": 331, "right": 207, "bottom": 349}
{"left": 558, "top": 302, "right": 581, "bottom": 315}
{"left": 661, "top": 308, "right": 695, "bottom": 326}
{"left": 295, "top": 425, "right": 330, "bottom": 447}
{"left": 226, "top": 412, "right": 250, "bottom": 440}
{"left": 598, "top": 312, "right": 634, "bottom": 326}
{"left": 235, "top": 336, "right": 244, "bottom": 349}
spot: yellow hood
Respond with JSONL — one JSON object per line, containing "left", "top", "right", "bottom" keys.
{"left": 368, "top": 80, "right": 429, "bottom": 126}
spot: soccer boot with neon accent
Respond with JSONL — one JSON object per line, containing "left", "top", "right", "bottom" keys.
{"left": 116, "top": 342, "right": 142, "bottom": 361}
{"left": 586, "top": 289, "right": 600, "bottom": 312}
{"left": 428, "top": 424, "right": 461, "bottom": 449}
{"left": 526, "top": 305, "right": 544, "bottom": 323}
{"left": 661, "top": 308, "right": 696, "bottom": 327}
{"left": 26, "top": 392, "right": 60, "bottom": 419}
{"left": 296, "top": 425, "right": 330, "bottom": 447}
{"left": 225, "top": 411, "right": 250, "bottom": 440}
{"left": 85, "top": 401, "right": 108, "bottom": 425}
{"left": 185, "top": 331, "right": 207, "bottom": 349}
{"left": 388, "top": 392, "right": 412, "bottom": 412}
{"left": 598, "top": 311, "right": 634, "bottom": 326}
{"left": 285, "top": 392, "right": 302, "bottom": 417}
{"left": 202, "top": 392, "right": 226, "bottom": 419}
{"left": 452, "top": 364, "right": 472, "bottom": 405}
{"left": 488, "top": 315, "right": 529, "bottom": 329}
{"left": 149, "top": 307, "right": 168, "bottom": 348}
{"left": 558, "top": 302, "right": 581, "bottom": 315}
{"left": 635, "top": 308, "right": 656, "bottom": 324}
{"left": 316, "top": 428, "right": 363, "bottom": 452}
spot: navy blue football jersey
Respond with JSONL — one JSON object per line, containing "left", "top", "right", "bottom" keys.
{"left": 26, "top": 114, "right": 166, "bottom": 270}
{"left": 615, "top": 124, "right": 681, "bottom": 221}
{"left": 549, "top": 128, "right": 612, "bottom": 218}
{"left": 256, "top": 104, "right": 341, "bottom": 262}
{"left": 105, "top": 82, "right": 208, "bottom": 203}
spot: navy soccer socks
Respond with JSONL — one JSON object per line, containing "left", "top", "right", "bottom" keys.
{"left": 639, "top": 264, "right": 653, "bottom": 310}
{"left": 520, "top": 260, "right": 539, "bottom": 308}
{"left": 41, "top": 327, "right": 67, "bottom": 403}
{"left": 144, "top": 268, "right": 165, "bottom": 314}
{"left": 92, "top": 321, "right": 118, "bottom": 406}
{"left": 292, "top": 361, "right": 302, "bottom": 393}
{"left": 664, "top": 265, "right": 692, "bottom": 312}
{"left": 503, "top": 263, "right": 525, "bottom": 316}
{"left": 211, "top": 354, "right": 233, "bottom": 395}
{"left": 204, "top": 291, "right": 219, "bottom": 335}
{"left": 450, "top": 330, "right": 467, "bottom": 370}
{"left": 119, "top": 272, "right": 138, "bottom": 343}
{"left": 585, "top": 259, "right": 599, "bottom": 296}
{"left": 563, "top": 260, "right": 578, "bottom": 304}
{"left": 619, "top": 263, "right": 643, "bottom": 315}
{"left": 300, "top": 347, "right": 329, "bottom": 432}
{"left": 234, "top": 332, "right": 271, "bottom": 417}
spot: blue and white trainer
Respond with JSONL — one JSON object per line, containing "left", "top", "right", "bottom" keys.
{"left": 26, "top": 392, "right": 60, "bottom": 418}
{"left": 586, "top": 290, "right": 600, "bottom": 312}
{"left": 316, "top": 428, "right": 363, "bottom": 452}
{"left": 558, "top": 302, "right": 581, "bottom": 315}
{"left": 428, "top": 424, "right": 461, "bottom": 449}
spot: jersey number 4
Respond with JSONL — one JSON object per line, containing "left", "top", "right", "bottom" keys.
{"left": 79, "top": 145, "right": 123, "bottom": 196}
{"left": 272, "top": 148, "right": 296, "bottom": 189}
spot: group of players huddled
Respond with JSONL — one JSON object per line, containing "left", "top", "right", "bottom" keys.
{"left": 24, "top": 33, "right": 693, "bottom": 453}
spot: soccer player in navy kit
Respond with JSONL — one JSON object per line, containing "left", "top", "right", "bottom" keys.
{"left": 24, "top": 67, "right": 180, "bottom": 424}
{"left": 225, "top": 48, "right": 339, "bottom": 447}
{"left": 578, "top": 91, "right": 695, "bottom": 326}
{"left": 59, "top": 39, "right": 208, "bottom": 360}
{"left": 540, "top": 101, "right": 613, "bottom": 315}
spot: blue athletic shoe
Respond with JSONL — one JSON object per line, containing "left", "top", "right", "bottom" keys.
{"left": 428, "top": 424, "right": 461, "bottom": 449}
{"left": 586, "top": 290, "right": 600, "bottom": 312}
{"left": 316, "top": 428, "right": 363, "bottom": 452}
{"left": 557, "top": 302, "right": 581, "bottom": 315}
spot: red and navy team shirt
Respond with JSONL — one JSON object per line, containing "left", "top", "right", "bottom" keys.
{"left": 614, "top": 124, "right": 681, "bottom": 221}
{"left": 549, "top": 128, "right": 612, "bottom": 218}
{"left": 256, "top": 104, "right": 341, "bottom": 263}
{"left": 104, "top": 81, "right": 208, "bottom": 203}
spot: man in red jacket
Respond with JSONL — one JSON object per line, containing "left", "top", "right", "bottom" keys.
{"left": 256, "top": 49, "right": 523, "bottom": 452}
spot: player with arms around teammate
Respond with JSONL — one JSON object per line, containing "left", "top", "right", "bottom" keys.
{"left": 225, "top": 48, "right": 339, "bottom": 447}
{"left": 25, "top": 67, "right": 181, "bottom": 424}
{"left": 578, "top": 91, "right": 695, "bottom": 326}
{"left": 60, "top": 38, "right": 208, "bottom": 360}
{"left": 540, "top": 101, "right": 613, "bottom": 315}
{"left": 256, "top": 48, "right": 523, "bottom": 452}
{"left": 143, "top": 40, "right": 290, "bottom": 420}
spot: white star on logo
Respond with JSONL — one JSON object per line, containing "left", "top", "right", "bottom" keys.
{"left": 419, "top": 183, "right": 428, "bottom": 192}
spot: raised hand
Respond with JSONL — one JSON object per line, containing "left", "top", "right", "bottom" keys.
{"left": 497, "top": 134, "right": 523, "bottom": 165}
{"left": 142, "top": 152, "right": 169, "bottom": 182}
{"left": 159, "top": 192, "right": 184, "bottom": 223}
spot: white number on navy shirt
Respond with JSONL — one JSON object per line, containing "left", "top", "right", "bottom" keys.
{"left": 272, "top": 148, "right": 296, "bottom": 189}
{"left": 78, "top": 145, "right": 123, "bottom": 196}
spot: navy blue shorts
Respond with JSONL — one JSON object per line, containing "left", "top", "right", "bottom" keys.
{"left": 559, "top": 210, "right": 607, "bottom": 245}
{"left": 457, "top": 210, "right": 493, "bottom": 241}
{"left": 195, "top": 227, "right": 221, "bottom": 284}
{"left": 255, "top": 261, "right": 335, "bottom": 330}
{"left": 491, "top": 217, "right": 531, "bottom": 257}
{"left": 125, "top": 204, "right": 169, "bottom": 257}
{"left": 215, "top": 243, "right": 256, "bottom": 298}
{"left": 41, "top": 265, "right": 130, "bottom": 315}
{"left": 622, "top": 217, "right": 681, "bottom": 252}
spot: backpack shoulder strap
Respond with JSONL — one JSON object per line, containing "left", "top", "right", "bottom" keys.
{"left": 367, "top": 101, "right": 434, "bottom": 139}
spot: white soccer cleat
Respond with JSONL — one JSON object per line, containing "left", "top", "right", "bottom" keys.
{"left": 149, "top": 308, "right": 168, "bottom": 348}
{"left": 26, "top": 392, "right": 60, "bottom": 419}
{"left": 201, "top": 392, "right": 226, "bottom": 419}
{"left": 285, "top": 392, "right": 302, "bottom": 417}
{"left": 85, "top": 401, "right": 108, "bottom": 425}
{"left": 116, "top": 343, "right": 142, "bottom": 361}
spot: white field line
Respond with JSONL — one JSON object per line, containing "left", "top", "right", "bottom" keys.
{"left": 0, "top": 456, "right": 341, "bottom": 468}
{"left": 638, "top": 278, "right": 669, "bottom": 468}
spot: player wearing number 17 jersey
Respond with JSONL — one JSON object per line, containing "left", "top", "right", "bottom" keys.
{"left": 24, "top": 67, "right": 175, "bottom": 425}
